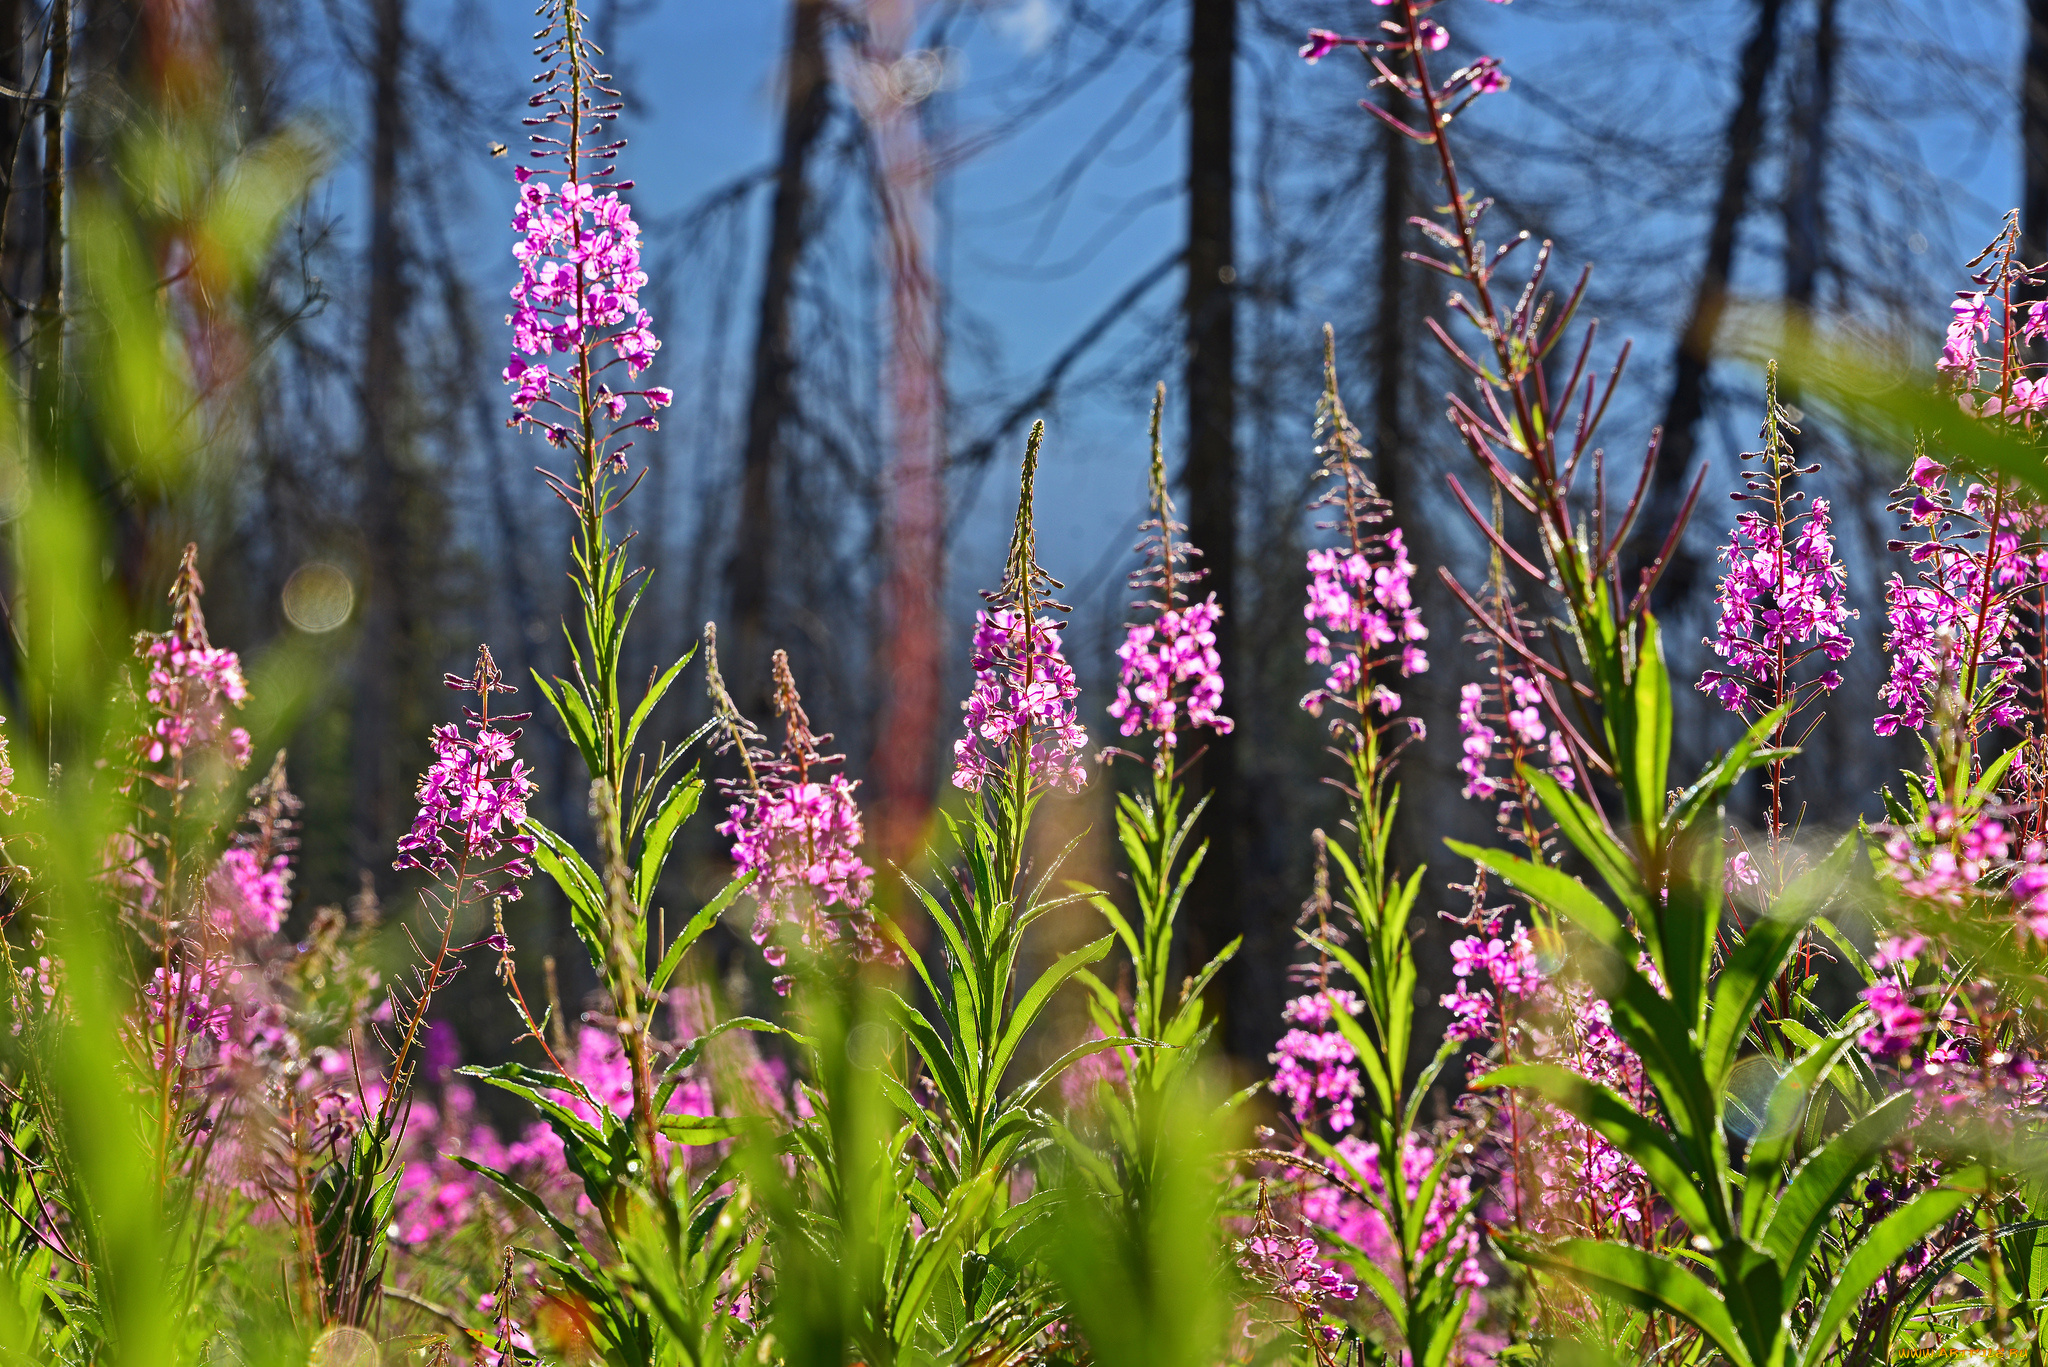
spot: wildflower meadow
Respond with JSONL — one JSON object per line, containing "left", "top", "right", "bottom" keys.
{"left": 7, "top": 0, "right": 2048, "bottom": 1364}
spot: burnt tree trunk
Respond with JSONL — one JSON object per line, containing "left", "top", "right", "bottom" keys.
{"left": 2027, "top": 0, "right": 2048, "bottom": 267}
{"left": 34, "top": 0, "right": 63, "bottom": 402}
{"left": 1182, "top": 0, "right": 1242, "bottom": 1050}
{"left": 865, "top": 0, "right": 946, "bottom": 867}
{"left": 352, "top": 0, "right": 408, "bottom": 882}
{"left": 729, "top": 0, "right": 831, "bottom": 716}
{"left": 1783, "top": 0, "right": 1837, "bottom": 312}
{"left": 1629, "top": 0, "right": 1785, "bottom": 606}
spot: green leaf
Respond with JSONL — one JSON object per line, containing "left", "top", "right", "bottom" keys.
{"left": 989, "top": 934, "right": 1114, "bottom": 1083}
{"left": 631, "top": 774, "right": 704, "bottom": 911}
{"left": 654, "top": 1113, "right": 751, "bottom": 1146}
{"left": 1798, "top": 1180, "right": 1976, "bottom": 1367}
{"left": 533, "top": 670, "right": 602, "bottom": 776}
{"left": 452, "top": 1157, "right": 591, "bottom": 1267}
{"left": 622, "top": 647, "right": 696, "bottom": 759}
{"left": 1762, "top": 1091, "right": 1913, "bottom": 1283}
{"left": 1664, "top": 703, "right": 1792, "bottom": 837}
{"left": 1739, "top": 1022, "right": 1862, "bottom": 1245}
{"left": 1447, "top": 843, "right": 1632, "bottom": 955}
{"left": 1628, "top": 614, "right": 1674, "bottom": 842}
{"left": 525, "top": 817, "right": 612, "bottom": 980}
{"left": 648, "top": 871, "right": 753, "bottom": 996}
{"left": 1504, "top": 1236, "right": 1754, "bottom": 1367}
{"left": 1519, "top": 768, "right": 1651, "bottom": 924}
{"left": 1705, "top": 835, "right": 1854, "bottom": 1086}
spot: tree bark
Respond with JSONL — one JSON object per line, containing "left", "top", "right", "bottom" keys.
{"left": 864, "top": 0, "right": 946, "bottom": 867}
{"left": 728, "top": 0, "right": 830, "bottom": 716}
{"left": 352, "top": 0, "right": 407, "bottom": 882}
{"left": 34, "top": 0, "right": 64, "bottom": 392}
{"left": 1783, "top": 0, "right": 1837, "bottom": 311}
{"left": 1372, "top": 89, "right": 1407, "bottom": 501}
{"left": 1629, "top": 0, "right": 1785, "bottom": 605}
{"left": 1182, "top": 0, "right": 1241, "bottom": 1048}
{"left": 2027, "top": 0, "right": 2048, "bottom": 267}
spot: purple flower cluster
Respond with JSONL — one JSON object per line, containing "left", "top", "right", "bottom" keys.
{"left": 139, "top": 635, "right": 251, "bottom": 768}
{"left": 208, "top": 847, "right": 292, "bottom": 939}
{"left": 1301, "top": 528, "right": 1428, "bottom": 716}
{"left": 1269, "top": 989, "right": 1365, "bottom": 1133}
{"left": 1859, "top": 980, "right": 1928, "bottom": 1060}
{"left": 1441, "top": 924, "right": 1544, "bottom": 1043}
{"left": 1456, "top": 677, "right": 1572, "bottom": 806}
{"left": 1876, "top": 459, "right": 2043, "bottom": 739}
{"left": 393, "top": 715, "right": 537, "bottom": 899}
{"left": 719, "top": 776, "right": 878, "bottom": 970}
{"left": 1938, "top": 292, "right": 1994, "bottom": 385}
{"left": 1237, "top": 1230, "right": 1359, "bottom": 1332}
{"left": 504, "top": 166, "right": 673, "bottom": 452}
{"left": 952, "top": 608, "right": 1090, "bottom": 794}
{"left": 1697, "top": 499, "right": 1853, "bottom": 713}
{"left": 1107, "top": 592, "right": 1232, "bottom": 751}
{"left": 1303, "top": 1134, "right": 1488, "bottom": 1290}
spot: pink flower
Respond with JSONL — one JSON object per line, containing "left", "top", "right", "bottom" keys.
{"left": 953, "top": 609, "right": 1090, "bottom": 794}
{"left": 392, "top": 683, "right": 538, "bottom": 900}
{"left": 1270, "top": 990, "right": 1366, "bottom": 1133}
{"left": 1698, "top": 498, "right": 1853, "bottom": 714}
{"left": 1859, "top": 981, "right": 1927, "bottom": 1060}
{"left": 505, "top": 169, "right": 670, "bottom": 446}
{"left": 1108, "top": 592, "right": 1233, "bottom": 750}
{"left": 208, "top": 847, "right": 291, "bottom": 938}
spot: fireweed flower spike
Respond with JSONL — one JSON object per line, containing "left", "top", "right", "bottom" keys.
{"left": 136, "top": 543, "right": 251, "bottom": 772}
{"left": 1106, "top": 383, "right": 1233, "bottom": 763}
{"left": 952, "top": 421, "right": 1090, "bottom": 800}
{"left": 707, "top": 632, "right": 885, "bottom": 983}
{"left": 1299, "top": 330, "right": 1426, "bottom": 753}
{"left": 380, "top": 646, "right": 535, "bottom": 1125}
{"left": 503, "top": 12, "right": 670, "bottom": 465}
{"left": 392, "top": 647, "right": 538, "bottom": 901}
{"left": 1696, "top": 363, "right": 1854, "bottom": 844}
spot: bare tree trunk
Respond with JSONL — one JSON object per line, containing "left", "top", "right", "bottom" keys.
{"left": 1182, "top": 0, "right": 1241, "bottom": 1047}
{"left": 34, "top": 0, "right": 64, "bottom": 396}
{"left": 352, "top": 0, "right": 407, "bottom": 882}
{"left": 1372, "top": 92, "right": 1407, "bottom": 501}
{"left": 1629, "top": 0, "right": 1785, "bottom": 605}
{"left": 728, "top": 0, "right": 830, "bottom": 715}
{"left": 1783, "top": 0, "right": 1837, "bottom": 311}
{"left": 863, "top": 0, "right": 946, "bottom": 867}
{"left": 2027, "top": 0, "right": 2048, "bottom": 267}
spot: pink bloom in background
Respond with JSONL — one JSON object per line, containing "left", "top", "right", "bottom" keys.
{"left": 720, "top": 773, "right": 878, "bottom": 970}
{"left": 1108, "top": 591, "right": 1233, "bottom": 750}
{"left": 712, "top": 649, "right": 889, "bottom": 983}
{"left": 1269, "top": 989, "right": 1365, "bottom": 1133}
{"left": 1456, "top": 676, "right": 1572, "bottom": 808}
{"left": 1874, "top": 537, "right": 2029, "bottom": 738}
{"left": 1441, "top": 925, "right": 1544, "bottom": 1043}
{"left": 1697, "top": 498, "right": 1853, "bottom": 713}
{"left": 1301, "top": 528, "right": 1428, "bottom": 716}
{"left": 140, "top": 636, "right": 251, "bottom": 767}
{"left": 1859, "top": 981, "right": 1928, "bottom": 1060}
{"left": 208, "top": 847, "right": 292, "bottom": 939}
{"left": 1058, "top": 1026, "right": 1128, "bottom": 1110}
{"left": 1303, "top": 1135, "right": 1488, "bottom": 1291}
{"left": 393, "top": 667, "right": 538, "bottom": 899}
{"left": 136, "top": 550, "right": 251, "bottom": 770}
{"left": 1938, "top": 292, "right": 1990, "bottom": 383}
{"left": 952, "top": 608, "right": 1090, "bottom": 794}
